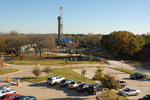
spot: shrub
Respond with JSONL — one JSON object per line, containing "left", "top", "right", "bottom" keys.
{"left": 32, "top": 67, "right": 41, "bottom": 80}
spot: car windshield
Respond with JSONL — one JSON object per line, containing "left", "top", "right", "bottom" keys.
{"left": 0, "top": 95, "right": 6, "bottom": 99}
{"left": 61, "top": 80, "right": 66, "bottom": 83}
{"left": 78, "top": 84, "right": 85, "bottom": 88}
{"left": 144, "top": 95, "right": 150, "bottom": 99}
{"left": 88, "top": 86, "right": 94, "bottom": 90}
{"left": 70, "top": 82, "right": 75, "bottom": 84}
{"left": 124, "top": 88, "right": 130, "bottom": 92}
{"left": 48, "top": 78, "right": 52, "bottom": 80}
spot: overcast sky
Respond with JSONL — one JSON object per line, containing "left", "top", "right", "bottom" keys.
{"left": 0, "top": 0, "right": 150, "bottom": 34}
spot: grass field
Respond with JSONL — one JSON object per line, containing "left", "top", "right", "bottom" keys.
{"left": 23, "top": 68, "right": 97, "bottom": 84}
{"left": 99, "top": 90, "right": 129, "bottom": 100}
{"left": 7, "top": 53, "right": 100, "bottom": 65}
{"left": 0, "top": 68, "right": 20, "bottom": 75}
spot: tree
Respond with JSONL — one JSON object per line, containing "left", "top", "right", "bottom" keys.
{"left": 74, "top": 57, "right": 77, "bottom": 64}
{"left": 101, "top": 74, "right": 119, "bottom": 97}
{"left": 0, "top": 59, "right": 4, "bottom": 73}
{"left": 43, "top": 66, "right": 51, "bottom": 77}
{"left": 81, "top": 67, "right": 86, "bottom": 80}
{"left": 89, "top": 53, "right": 93, "bottom": 62}
{"left": 5, "top": 33, "right": 26, "bottom": 56}
{"left": 101, "top": 31, "right": 145, "bottom": 56}
{"left": 94, "top": 66, "right": 103, "bottom": 80}
{"left": 32, "top": 67, "right": 41, "bottom": 80}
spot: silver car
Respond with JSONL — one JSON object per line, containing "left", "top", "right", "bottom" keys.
{"left": 119, "top": 88, "right": 140, "bottom": 97}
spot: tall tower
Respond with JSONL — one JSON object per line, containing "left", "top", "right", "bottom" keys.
{"left": 57, "top": 7, "right": 63, "bottom": 43}
{"left": 60, "top": 7, "right": 63, "bottom": 38}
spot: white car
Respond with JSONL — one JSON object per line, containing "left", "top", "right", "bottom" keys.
{"left": 0, "top": 85, "right": 10, "bottom": 90}
{"left": 0, "top": 88, "right": 16, "bottom": 97}
{"left": 119, "top": 88, "right": 140, "bottom": 97}
{"left": 67, "top": 81, "right": 83, "bottom": 89}
{"left": 47, "top": 76, "right": 65, "bottom": 85}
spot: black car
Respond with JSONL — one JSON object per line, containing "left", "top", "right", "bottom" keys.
{"left": 130, "top": 73, "right": 146, "bottom": 79}
{"left": 59, "top": 79, "right": 73, "bottom": 87}
{"left": 138, "top": 94, "right": 150, "bottom": 100}
{"left": 76, "top": 83, "right": 90, "bottom": 92}
{"left": 87, "top": 84, "right": 103, "bottom": 95}
{"left": 13, "top": 96, "right": 37, "bottom": 100}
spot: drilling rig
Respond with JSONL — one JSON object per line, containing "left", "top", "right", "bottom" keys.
{"left": 57, "top": 7, "right": 70, "bottom": 48}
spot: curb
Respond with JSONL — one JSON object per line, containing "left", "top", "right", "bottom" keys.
{"left": 0, "top": 69, "right": 22, "bottom": 76}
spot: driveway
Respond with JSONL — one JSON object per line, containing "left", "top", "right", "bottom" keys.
{"left": 73, "top": 67, "right": 150, "bottom": 100}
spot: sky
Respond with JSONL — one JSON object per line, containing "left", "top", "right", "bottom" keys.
{"left": 0, "top": 0, "right": 150, "bottom": 34}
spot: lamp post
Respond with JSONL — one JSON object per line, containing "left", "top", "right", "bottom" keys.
{"left": 70, "top": 58, "right": 73, "bottom": 75}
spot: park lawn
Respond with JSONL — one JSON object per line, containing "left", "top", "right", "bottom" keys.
{"left": 51, "top": 68, "right": 97, "bottom": 84}
{"left": 7, "top": 53, "right": 100, "bottom": 65}
{"left": 0, "top": 68, "right": 20, "bottom": 75}
{"left": 99, "top": 90, "right": 129, "bottom": 100}
{"left": 23, "top": 68, "right": 97, "bottom": 84}
{"left": 114, "top": 67, "right": 150, "bottom": 79}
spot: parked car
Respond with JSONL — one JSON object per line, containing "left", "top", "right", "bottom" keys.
{"left": 118, "top": 88, "right": 140, "bottom": 97}
{"left": 4, "top": 57, "right": 12, "bottom": 61}
{"left": 76, "top": 83, "right": 90, "bottom": 92}
{"left": 138, "top": 94, "right": 150, "bottom": 100}
{"left": 130, "top": 73, "right": 146, "bottom": 79}
{"left": 59, "top": 79, "right": 73, "bottom": 87}
{"left": 47, "top": 76, "right": 65, "bottom": 85}
{"left": 67, "top": 81, "right": 83, "bottom": 89}
{"left": 13, "top": 96, "right": 37, "bottom": 100}
{"left": 0, "top": 94, "right": 21, "bottom": 100}
{"left": 119, "top": 81, "right": 127, "bottom": 89}
{"left": 0, "top": 89, "right": 16, "bottom": 97}
{"left": 0, "top": 86, "right": 10, "bottom": 90}
{"left": 87, "top": 84, "right": 103, "bottom": 95}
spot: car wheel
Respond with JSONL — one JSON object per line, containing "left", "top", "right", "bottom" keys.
{"left": 135, "top": 93, "right": 139, "bottom": 96}
{"left": 124, "top": 94, "right": 128, "bottom": 97}
{"left": 121, "top": 85, "right": 125, "bottom": 89}
{"left": 95, "top": 91, "right": 97, "bottom": 95}
{"left": 54, "top": 82, "right": 57, "bottom": 85}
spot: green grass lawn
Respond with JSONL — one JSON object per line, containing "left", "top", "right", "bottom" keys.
{"left": 99, "top": 90, "right": 129, "bottom": 100}
{"left": 114, "top": 67, "right": 150, "bottom": 79}
{"left": 7, "top": 53, "right": 100, "bottom": 65}
{"left": 23, "top": 68, "right": 97, "bottom": 84}
{"left": 0, "top": 68, "right": 20, "bottom": 75}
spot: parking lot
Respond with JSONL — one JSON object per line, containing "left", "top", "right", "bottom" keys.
{"left": 73, "top": 67, "right": 150, "bottom": 100}
{"left": 1, "top": 65, "right": 150, "bottom": 100}
{"left": 0, "top": 79, "right": 102, "bottom": 100}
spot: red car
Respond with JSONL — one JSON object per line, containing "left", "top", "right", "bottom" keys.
{"left": 0, "top": 94, "right": 21, "bottom": 100}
